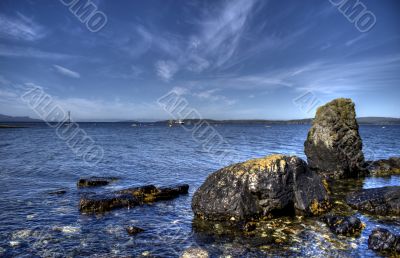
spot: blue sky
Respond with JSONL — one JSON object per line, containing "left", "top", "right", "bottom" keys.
{"left": 0, "top": 0, "right": 399, "bottom": 121}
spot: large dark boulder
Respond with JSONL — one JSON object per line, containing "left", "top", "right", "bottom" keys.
{"left": 366, "top": 157, "right": 400, "bottom": 176}
{"left": 322, "top": 215, "right": 364, "bottom": 237}
{"left": 192, "top": 154, "right": 330, "bottom": 221}
{"left": 368, "top": 228, "right": 400, "bottom": 255}
{"left": 346, "top": 186, "right": 400, "bottom": 216}
{"left": 304, "top": 98, "right": 366, "bottom": 178}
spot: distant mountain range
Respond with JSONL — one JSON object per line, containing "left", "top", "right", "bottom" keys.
{"left": 0, "top": 114, "right": 41, "bottom": 122}
{"left": 0, "top": 114, "right": 399, "bottom": 125}
{"left": 155, "top": 117, "right": 400, "bottom": 125}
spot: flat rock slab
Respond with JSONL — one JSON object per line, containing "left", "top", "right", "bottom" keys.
{"left": 346, "top": 186, "right": 400, "bottom": 216}
{"left": 79, "top": 193, "right": 139, "bottom": 213}
{"left": 322, "top": 215, "right": 364, "bottom": 236}
{"left": 77, "top": 176, "right": 119, "bottom": 188}
{"left": 79, "top": 184, "right": 189, "bottom": 213}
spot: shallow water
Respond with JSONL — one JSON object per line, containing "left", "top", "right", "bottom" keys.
{"left": 0, "top": 124, "right": 399, "bottom": 257}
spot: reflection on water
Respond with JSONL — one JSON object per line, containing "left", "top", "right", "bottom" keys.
{"left": 0, "top": 124, "right": 399, "bottom": 257}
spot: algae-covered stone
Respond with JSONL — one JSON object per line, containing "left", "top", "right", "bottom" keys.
{"left": 322, "top": 215, "right": 365, "bottom": 236}
{"left": 192, "top": 154, "right": 330, "bottom": 221}
{"left": 304, "top": 98, "right": 366, "bottom": 178}
{"left": 366, "top": 157, "right": 400, "bottom": 176}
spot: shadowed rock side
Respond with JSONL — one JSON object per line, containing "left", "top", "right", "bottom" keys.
{"left": 366, "top": 157, "right": 400, "bottom": 176}
{"left": 304, "top": 98, "right": 366, "bottom": 179}
{"left": 79, "top": 184, "right": 189, "bottom": 213}
{"left": 192, "top": 154, "right": 330, "bottom": 221}
{"left": 346, "top": 186, "right": 400, "bottom": 216}
{"left": 368, "top": 228, "right": 400, "bottom": 255}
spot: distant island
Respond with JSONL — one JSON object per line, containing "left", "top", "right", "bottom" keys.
{"left": 1, "top": 114, "right": 400, "bottom": 125}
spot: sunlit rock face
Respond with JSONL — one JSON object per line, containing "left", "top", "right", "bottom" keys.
{"left": 192, "top": 154, "right": 330, "bottom": 221}
{"left": 304, "top": 98, "right": 366, "bottom": 179}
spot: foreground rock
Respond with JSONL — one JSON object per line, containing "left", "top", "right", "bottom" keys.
{"left": 126, "top": 226, "right": 144, "bottom": 235}
{"left": 304, "top": 98, "right": 366, "bottom": 179}
{"left": 367, "top": 157, "right": 400, "bottom": 176}
{"left": 346, "top": 186, "right": 400, "bottom": 216}
{"left": 368, "top": 228, "right": 400, "bottom": 255}
{"left": 180, "top": 247, "right": 209, "bottom": 258}
{"left": 77, "top": 176, "right": 118, "bottom": 188}
{"left": 79, "top": 184, "right": 189, "bottom": 213}
{"left": 322, "top": 215, "right": 364, "bottom": 237}
{"left": 192, "top": 154, "right": 330, "bottom": 221}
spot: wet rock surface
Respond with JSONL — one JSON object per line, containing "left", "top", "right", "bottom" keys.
{"left": 321, "top": 215, "right": 364, "bottom": 236}
{"left": 79, "top": 193, "right": 139, "bottom": 213}
{"left": 368, "top": 228, "right": 400, "bottom": 255}
{"left": 192, "top": 154, "right": 330, "bottom": 221}
{"left": 126, "top": 226, "right": 144, "bottom": 235}
{"left": 367, "top": 157, "right": 400, "bottom": 176}
{"left": 180, "top": 247, "right": 209, "bottom": 258}
{"left": 346, "top": 186, "right": 400, "bottom": 216}
{"left": 77, "top": 176, "right": 118, "bottom": 188}
{"left": 304, "top": 98, "right": 366, "bottom": 179}
{"left": 79, "top": 184, "right": 189, "bottom": 213}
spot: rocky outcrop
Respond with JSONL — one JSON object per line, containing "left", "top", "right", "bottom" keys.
{"left": 192, "top": 154, "right": 330, "bottom": 221}
{"left": 322, "top": 215, "right": 364, "bottom": 236}
{"left": 77, "top": 176, "right": 118, "bottom": 188}
{"left": 366, "top": 157, "right": 400, "bottom": 176}
{"left": 368, "top": 228, "right": 400, "bottom": 255}
{"left": 79, "top": 184, "right": 189, "bottom": 213}
{"left": 304, "top": 98, "right": 366, "bottom": 179}
{"left": 346, "top": 186, "right": 400, "bottom": 216}
{"left": 180, "top": 247, "right": 209, "bottom": 258}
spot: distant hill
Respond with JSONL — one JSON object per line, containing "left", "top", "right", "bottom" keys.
{"left": 0, "top": 114, "right": 42, "bottom": 122}
{"left": 356, "top": 117, "right": 400, "bottom": 125}
{"left": 155, "top": 117, "right": 400, "bottom": 125}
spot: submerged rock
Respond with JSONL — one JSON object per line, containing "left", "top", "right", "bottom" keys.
{"left": 77, "top": 176, "right": 118, "bottom": 188}
{"left": 47, "top": 189, "right": 67, "bottom": 195}
{"left": 79, "top": 184, "right": 189, "bottom": 213}
{"left": 366, "top": 157, "right": 400, "bottom": 176}
{"left": 322, "top": 215, "right": 364, "bottom": 236}
{"left": 180, "top": 247, "right": 209, "bottom": 258}
{"left": 368, "top": 228, "right": 400, "bottom": 254}
{"left": 192, "top": 154, "right": 330, "bottom": 221}
{"left": 126, "top": 226, "right": 144, "bottom": 235}
{"left": 304, "top": 98, "right": 366, "bottom": 179}
{"left": 346, "top": 186, "right": 400, "bottom": 216}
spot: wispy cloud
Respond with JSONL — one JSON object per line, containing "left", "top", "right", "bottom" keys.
{"left": 155, "top": 60, "right": 178, "bottom": 82}
{"left": 53, "top": 65, "right": 81, "bottom": 79}
{"left": 0, "top": 45, "right": 75, "bottom": 60}
{"left": 0, "top": 12, "right": 46, "bottom": 41}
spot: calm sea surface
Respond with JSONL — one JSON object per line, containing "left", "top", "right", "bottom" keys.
{"left": 0, "top": 124, "right": 399, "bottom": 257}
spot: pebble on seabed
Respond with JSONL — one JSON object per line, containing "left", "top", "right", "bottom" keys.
{"left": 10, "top": 241, "right": 20, "bottom": 247}
{"left": 12, "top": 229, "right": 32, "bottom": 239}
{"left": 53, "top": 225, "right": 80, "bottom": 234}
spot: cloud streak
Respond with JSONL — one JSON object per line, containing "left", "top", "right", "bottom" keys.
{"left": 53, "top": 65, "right": 81, "bottom": 79}
{"left": 0, "top": 12, "right": 46, "bottom": 41}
